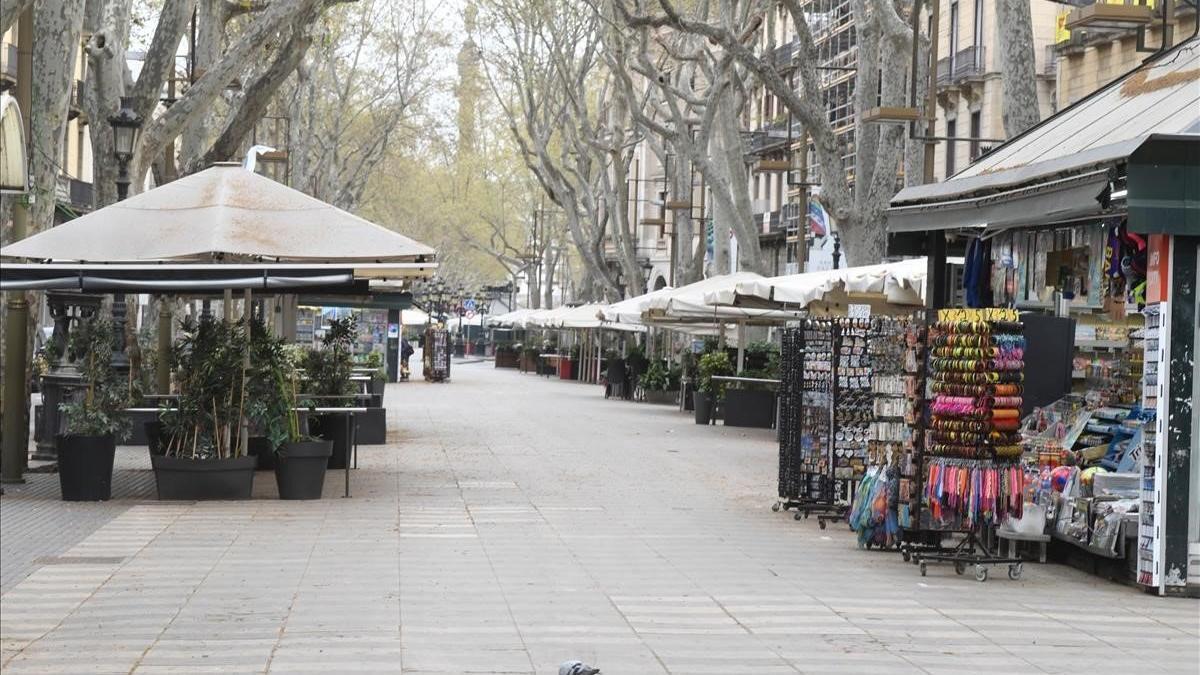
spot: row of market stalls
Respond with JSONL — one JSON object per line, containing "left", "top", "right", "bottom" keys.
{"left": 880, "top": 36, "right": 1197, "bottom": 595}
{"left": 485, "top": 259, "right": 933, "bottom": 384}
{"left": 486, "top": 38, "right": 1198, "bottom": 597}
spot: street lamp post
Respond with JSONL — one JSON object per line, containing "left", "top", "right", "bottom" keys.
{"left": 107, "top": 97, "right": 143, "bottom": 373}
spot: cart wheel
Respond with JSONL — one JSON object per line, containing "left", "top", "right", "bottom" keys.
{"left": 794, "top": 512, "right": 804, "bottom": 521}
{"left": 919, "top": 562, "right": 927, "bottom": 577}
{"left": 975, "top": 565, "right": 988, "bottom": 583}
{"left": 954, "top": 562, "right": 965, "bottom": 576}
{"left": 1008, "top": 563, "right": 1023, "bottom": 581}
{"left": 818, "top": 520, "right": 827, "bottom": 530}
{"left": 772, "top": 502, "right": 781, "bottom": 512}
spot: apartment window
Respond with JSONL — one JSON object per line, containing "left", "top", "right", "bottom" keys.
{"left": 946, "top": 118, "right": 957, "bottom": 177}
{"left": 973, "top": 0, "right": 983, "bottom": 48}
{"left": 949, "top": 1, "right": 959, "bottom": 74}
{"left": 969, "top": 111, "right": 981, "bottom": 161}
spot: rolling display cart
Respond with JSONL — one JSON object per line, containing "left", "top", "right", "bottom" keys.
{"left": 907, "top": 308, "right": 1027, "bottom": 582}
{"left": 776, "top": 318, "right": 878, "bottom": 528}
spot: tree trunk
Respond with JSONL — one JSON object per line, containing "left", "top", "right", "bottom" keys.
{"left": 543, "top": 244, "right": 557, "bottom": 308}
{"left": 0, "top": 0, "right": 33, "bottom": 35}
{"left": 670, "top": 152, "right": 702, "bottom": 285}
{"left": 84, "top": 0, "right": 132, "bottom": 209}
{"left": 996, "top": 0, "right": 1040, "bottom": 138}
{"left": 714, "top": 99, "right": 763, "bottom": 275}
{"left": 28, "top": 0, "right": 87, "bottom": 234}
{"left": 180, "top": 0, "right": 225, "bottom": 168}
{"left": 190, "top": 20, "right": 313, "bottom": 172}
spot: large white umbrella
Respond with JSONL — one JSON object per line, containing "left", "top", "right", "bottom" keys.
{"left": 1, "top": 162, "right": 434, "bottom": 265}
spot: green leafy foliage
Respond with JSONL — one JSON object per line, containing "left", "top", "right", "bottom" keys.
{"left": 245, "top": 320, "right": 309, "bottom": 450}
{"left": 744, "top": 340, "right": 781, "bottom": 379}
{"left": 59, "top": 318, "right": 134, "bottom": 440}
{"left": 625, "top": 345, "right": 648, "bottom": 374}
{"left": 640, "top": 360, "right": 672, "bottom": 392}
{"left": 160, "top": 315, "right": 248, "bottom": 459}
{"left": 698, "top": 351, "right": 734, "bottom": 396}
{"left": 304, "top": 316, "right": 358, "bottom": 404}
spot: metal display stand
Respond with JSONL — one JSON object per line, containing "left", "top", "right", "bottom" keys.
{"left": 906, "top": 309, "right": 1025, "bottom": 582}
{"left": 776, "top": 319, "right": 849, "bottom": 527}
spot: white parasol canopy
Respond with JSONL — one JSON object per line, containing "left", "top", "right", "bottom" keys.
{"left": 705, "top": 258, "right": 930, "bottom": 309}
{"left": 597, "top": 286, "right": 676, "bottom": 325}
{"left": 1, "top": 163, "right": 435, "bottom": 265}
{"left": 643, "top": 272, "right": 800, "bottom": 324}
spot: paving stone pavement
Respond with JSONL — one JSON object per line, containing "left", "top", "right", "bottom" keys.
{"left": 1, "top": 360, "right": 1197, "bottom": 674}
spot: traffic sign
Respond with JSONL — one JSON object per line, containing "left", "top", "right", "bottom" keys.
{"left": 463, "top": 298, "right": 477, "bottom": 312}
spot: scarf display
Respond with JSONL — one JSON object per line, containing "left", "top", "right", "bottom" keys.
{"left": 924, "top": 308, "right": 1026, "bottom": 528}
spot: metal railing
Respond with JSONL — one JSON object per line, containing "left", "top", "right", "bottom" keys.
{"left": 55, "top": 175, "right": 93, "bottom": 212}
{"left": 936, "top": 56, "right": 952, "bottom": 87}
{"left": 767, "top": 39, "right": 801, "bottom": 70}
{"left": 1044, "top": 44, "right": 1058, "bottom": 77}
{"left": 952, "top": 46, "right": 987, "bottom": 80}
{"left": 745, "top": 117, "right": 795, "bottom": 155}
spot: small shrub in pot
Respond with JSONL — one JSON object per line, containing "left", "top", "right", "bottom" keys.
{"left": 57, "top": 317, "right": 134, "bottom": 501}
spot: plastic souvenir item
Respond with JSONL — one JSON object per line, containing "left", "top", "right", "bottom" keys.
{"left": 1050, "top": 465, "right": 1073, "bottom": 492}
{"left": 1080, "top": 466, "right": 1107, "bottom": 486}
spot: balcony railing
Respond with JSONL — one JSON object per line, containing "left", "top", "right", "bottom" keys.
{"left": 767, "top": 39, "right": 801, "bottom": 71}
{"left": 1044, "top": 44, "right": 1058, "bottom": 77}
{"left": 55, "top": 175, "right": 93, "bottom": 212}
{"left": 936, "top": 56, "right": 952, "bottom": 87}
{"left": 745, "top": 117, "right": 795, "bottom": 156}
{"left": 952, "top": 46, "right": 986, "bottom": 80}
{"left": 0, "top": 43, "right": 17, "bottom": 89}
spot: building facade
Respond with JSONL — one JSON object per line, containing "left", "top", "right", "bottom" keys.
{"left": 0, "top": 22, "right": 94, "bottom": 226}
{"left": 930, "top": 0, "right": 1061, "bottom": 182}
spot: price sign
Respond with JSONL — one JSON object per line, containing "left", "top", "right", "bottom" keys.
{"left": 847, "top": 303, "right": 871, "bottom": 319}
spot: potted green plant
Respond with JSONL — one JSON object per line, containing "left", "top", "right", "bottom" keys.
{"left": 640, "top": 360, "right": 677, "bottom": 405}
{"left": 57, "top": 317, "right": 133, "bottom": 501}
{"left": 695, "top": 351, "right": 732, "bottom": 425}
{"left": 153, "top": 315, "right": 256, "bottom": 500}
{"left": 304, "top": 316, "right": 358, "bottom": 468}
{"left": 519, "top": 343, "right": 539, "bottom": 372}
{"left": 723, "top": 341, "right": 779, "bottom": 428}
{"left": 495, "top": 343, "right": 519, "bottom": 368}
{"left": 243, "top": 324, "right": 332, "bottom": 499}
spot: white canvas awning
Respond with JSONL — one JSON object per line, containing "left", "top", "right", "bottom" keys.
{"left": 597, "top": 286, "right": 676, "bottom": 325}
{"left": 706, "top": 258, "right": 930, "bottom": 309}
{"left": 0, "top": 93, "right": 27, "bottom": 193}
{"left": 643, "top": 272, "right": 800, "bottom": 324}
{"left": 400, "top": 308, "right": 429, "bottom": 326}
{"left": 1, "top": 163, "right": 436, "bottom": 264}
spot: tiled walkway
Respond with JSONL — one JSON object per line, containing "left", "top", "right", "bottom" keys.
{"left": 1, "top": 361, "right": 1197, "bottom": 674}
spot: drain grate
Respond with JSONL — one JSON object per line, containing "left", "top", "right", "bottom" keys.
{"left": 33, "top": 556, "right": 125, "bottom": 565}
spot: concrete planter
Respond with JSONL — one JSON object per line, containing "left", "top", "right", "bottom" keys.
{"left": 722, "top": 389, "right": 776, "bottom": 428}
{"left": 643, "top": 389, "right": 679, "bottom": 405}
{"left": 356, "top": 408, "right": 387, "bottom": 445}
{"left": 151, "top": 454, "right": 256, "bottom": 500}
{"left": 56, "top": 434, "right": 116, "bottom": 501}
